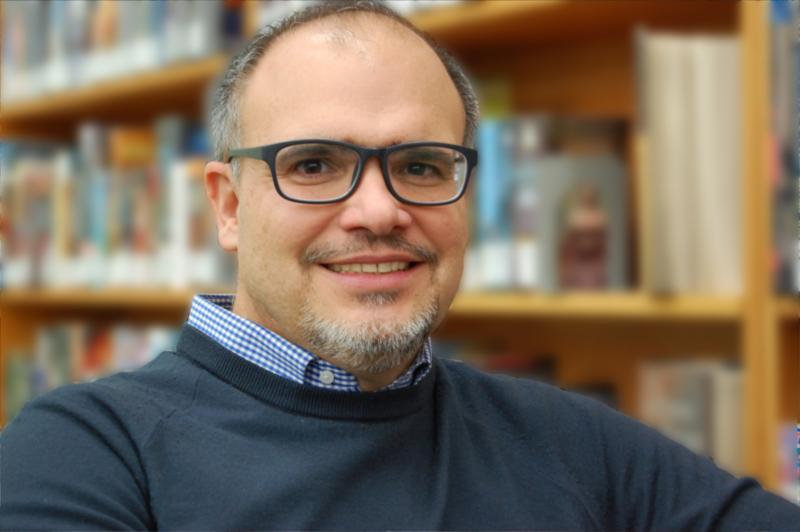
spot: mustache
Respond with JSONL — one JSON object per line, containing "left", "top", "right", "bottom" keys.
{"left": 302, "top": 233, "right": 438, "bottom": 266}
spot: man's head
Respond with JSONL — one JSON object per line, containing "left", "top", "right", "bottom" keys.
{"left": 204, "top": 1, "right": 479, "bottom": 390}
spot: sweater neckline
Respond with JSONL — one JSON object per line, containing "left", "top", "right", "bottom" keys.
{"left": 175, "top": 324, "right": 435, "bottom": 420}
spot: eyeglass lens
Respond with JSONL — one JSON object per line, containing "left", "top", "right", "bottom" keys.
{"left": 274, "top": 143, "right": 467, "bottom": 203}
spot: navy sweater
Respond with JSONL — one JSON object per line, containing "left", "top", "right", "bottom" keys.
{"left": 2, "top": 324, "right": 798, "bottom": 530}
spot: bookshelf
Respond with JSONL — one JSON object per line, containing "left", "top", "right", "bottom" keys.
{"left": 0, "top": 54, "right": 228, "bottom": 140}
{"left": 0, "top": 0, "right": 795, "bottom": 494}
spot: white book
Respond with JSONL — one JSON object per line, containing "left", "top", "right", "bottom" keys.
{"left": 710, "top": 38, "right": 742, "bottom": 295}
{"left": 480, "top": 239, "right": 513, "bottom": 290}
{"left": 709, "top": 364, "right": 743, "bottom": 475}
{"left": 168, "top": 160, "right": 190, "bottom": 289}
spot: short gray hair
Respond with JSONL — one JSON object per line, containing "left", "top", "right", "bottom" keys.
{"left": 209, "top": 0, "right": 480, "bottom": 177}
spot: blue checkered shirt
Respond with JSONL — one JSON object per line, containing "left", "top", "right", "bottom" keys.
{"left": 187, "top": 294, "right": 432, "bottom": 392}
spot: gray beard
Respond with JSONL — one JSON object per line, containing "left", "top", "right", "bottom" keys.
{"left": 298, "top": 291, "right": 438, "bottom": 376}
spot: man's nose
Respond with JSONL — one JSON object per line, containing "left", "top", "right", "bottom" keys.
{"left": 337, "top": 158, "right": 413, "bottom": 235}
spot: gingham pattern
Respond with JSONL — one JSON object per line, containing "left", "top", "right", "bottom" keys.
{"left": 188, "top": 294, "right": 431, "bottom": 392}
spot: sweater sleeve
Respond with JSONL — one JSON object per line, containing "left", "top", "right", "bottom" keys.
{"left": 559, "top": 391, "right": 800, "bottom": 530}
{"left": 0, "top": 384, "right": 155, "bottom": 530}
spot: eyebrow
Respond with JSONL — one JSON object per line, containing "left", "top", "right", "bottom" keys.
{"left": 281, "top": 144, "right": 342, "bottom": 157}
{"left": 392, "top": 148, "right": 453, "bottom": 162}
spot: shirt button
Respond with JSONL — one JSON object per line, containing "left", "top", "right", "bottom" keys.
{"left": 320, "top": 370, "right": 335, "bottom": 385}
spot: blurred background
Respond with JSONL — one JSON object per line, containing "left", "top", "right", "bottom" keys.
{"left": 0, "top": 0, "right": 797, "bottom": 500}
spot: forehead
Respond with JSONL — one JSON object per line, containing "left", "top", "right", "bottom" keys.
{"left": 239, "top": 15, "right": 465, "bottom": 147}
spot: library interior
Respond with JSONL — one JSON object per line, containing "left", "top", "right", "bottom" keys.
{"left": 0, "top": 0, "right": 797, "bottom": 503}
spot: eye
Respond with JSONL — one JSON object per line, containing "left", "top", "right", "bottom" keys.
{"left": 296, "top": 159, "right": 331, "bottom": 175}
{"left": 405, "top": 162, "right": 440, "bottom": 177}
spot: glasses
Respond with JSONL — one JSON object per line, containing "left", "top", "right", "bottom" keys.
{"left": 226, "top": 139, "right": 478, "bottom": 206}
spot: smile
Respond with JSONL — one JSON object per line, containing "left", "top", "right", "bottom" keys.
{"left": 325, "top": 262, "right": 412, "bottom": 274}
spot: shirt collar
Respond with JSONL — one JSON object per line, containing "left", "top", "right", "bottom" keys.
{"left": 187, "top": 294, "right": 432, "bottom": 392}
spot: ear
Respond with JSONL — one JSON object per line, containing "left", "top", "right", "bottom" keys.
{"left": 205, "top": 160, "right": 239, "bottom": 252}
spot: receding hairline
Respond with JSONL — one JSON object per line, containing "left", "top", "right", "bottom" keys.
{"left": 290, "top": 9, "right": 422, "bottom": 45}
{"left": 245, "top": 10, "right": 446, "bottom": 90}
{"left": 210, "top": 1, "right": 480, "bottom": 172}
{"left": 238, "top": 11, "right": 465, "bottom": 142}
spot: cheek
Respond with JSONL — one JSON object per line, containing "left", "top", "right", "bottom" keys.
{"left": 420, "top": 207, "right": 469, "bottom": 268}
{"left": 239, "top": 196, "right": 335, "bottom": 272}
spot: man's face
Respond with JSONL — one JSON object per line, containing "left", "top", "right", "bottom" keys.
{"left": 216, "top": 18, "right": 469, "bottom": 378}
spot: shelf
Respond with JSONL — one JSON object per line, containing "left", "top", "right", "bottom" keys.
{"left": 0, "top": 0, "right": 738, "bottom": 139}
{"left": 0, "top": 54, "right": 228, "bottom": 138}
{"left": 449, "top": 292, "right": 742, "bottom": 321}
{"left": 0, "top": 288, "right": 743, "bottom": 322}
{"left": 412, "top": 0, "right": 736, "bottom": 52}
{"left": 0, "top": 288, "right": 209, "bottom": 310}
{"left": 777, "top": 296, "right": 800, "bottom": 321}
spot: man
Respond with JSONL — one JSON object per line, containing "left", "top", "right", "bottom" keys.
{"left": 2, "top": 2, "right": 799, "bottom": 530}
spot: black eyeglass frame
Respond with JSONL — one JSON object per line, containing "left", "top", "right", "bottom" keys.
{"left": 226, "top": 139, "right": 478, "bottom": 206}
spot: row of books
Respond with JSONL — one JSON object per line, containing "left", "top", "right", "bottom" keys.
{"left": 0, "top": 119, "right": 235, "bottom": 289}
{"left": 4, "top": 323, "right": 179, "bottom": 424}
{"left": 1, "top": 0, "right": 243, "bottom": 104}
{"left": 637, "top": 31, "right": 745, "bottom": 296}
{"left": 461, "top": 114, "right": 630, "bottom": 293}
{"left": 768, "top": 0, "right": 800, "bottom": 295}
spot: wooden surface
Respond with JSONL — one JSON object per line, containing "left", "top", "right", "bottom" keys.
{"left": 0, "top": 289, "right": 742, "bottom": 321}
{"left": 412, "top": 0, "right": 736, "bottom": 51}
{"left": 777, "top": 296, "right": 800, "bottom": 321}
{"left": 452, "top": 292, "right": 741, "bottom": 321}
{"left": 740, "top": 1, "right": 780, "bottom": 489}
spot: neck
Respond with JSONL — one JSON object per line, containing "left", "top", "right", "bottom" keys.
{"left": 352, "top": 360, "right": 414, "bottom": 392}
{"left": 230, "top": 287, "right": 418, "bottom": 392}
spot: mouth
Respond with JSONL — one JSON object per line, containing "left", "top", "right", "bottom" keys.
{"left": 317, "top": 257, "right": 426, "bottom": 293}
{"left": 322, "top": 261, "right": 421, "bottom": 274}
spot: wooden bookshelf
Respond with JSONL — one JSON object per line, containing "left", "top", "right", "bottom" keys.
{"left": 412, "top": 0, "right": 736, "bottom": 50}
{"left": 0, "top": 54, "right": 227, "bottom": 140}
{"left": 0, "top": 0, "right": 794, "bottom": 493}
{"left": 0, "top": 288, "right": 217, "bottom": 310}
{"left": 451, "top": 292, "right": 741, "bottom": 321}
{"left": 0, "top": 288, "right": 743, "bottom": 321}
{"left": 777, "top": 296, "right": 800, "bottom": 321}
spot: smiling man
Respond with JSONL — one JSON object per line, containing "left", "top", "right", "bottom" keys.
{"left": 207, "top": 9, "right": 468, "bottom": 390}
{"left": 2, "top": 1, "right": 800, "bottom": 530}
{"left": 205, "top": 12, "right": 471, "bottom": 392}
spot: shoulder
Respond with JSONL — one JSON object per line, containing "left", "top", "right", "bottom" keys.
{"left": 435, "top": 356, "right": 617, "bottom": 431}
{"left": 0, "top": 351, "right": 200, "bottom": 529}
{"left": 3, "top": 350, "right": 202, "bottom": 449}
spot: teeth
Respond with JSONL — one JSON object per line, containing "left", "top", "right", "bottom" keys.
{"left": 328, "top": 262, "right": 411, "bottom": 274}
